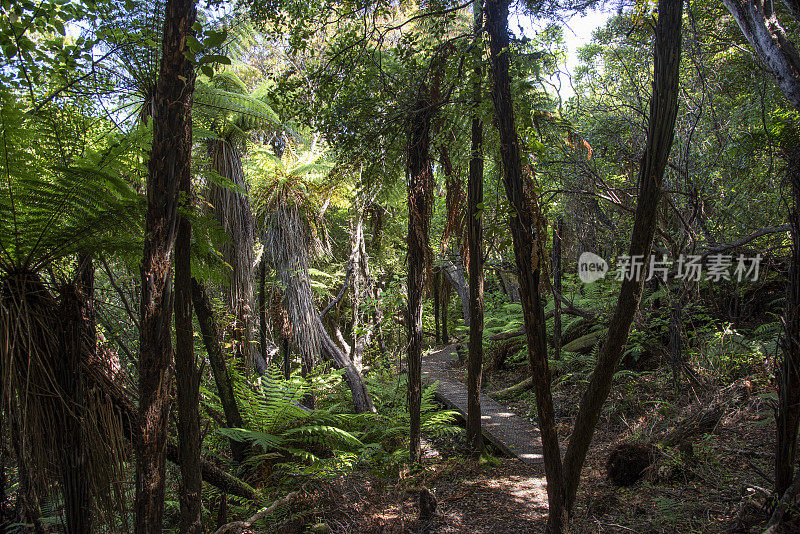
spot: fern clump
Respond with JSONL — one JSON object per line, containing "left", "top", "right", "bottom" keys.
{"left": 204, "top": 363, "right": 458, "bottom": 484}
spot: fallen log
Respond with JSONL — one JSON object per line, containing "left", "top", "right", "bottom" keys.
{"left": 493, "top": 377, "right": 533, "bottom": 399}
{"left": 652, "top": 378, "right": 751, "bottom": 447}
{"left": 166, "top": 442, "right": 260, "bottom": 503}
{"left": 213, "top": 491, "right": 297, "bottom": 534}
{"left": 489, "top": 329, "right": 524, "bottom": 342}
{"left": 562, "top": 328, "right": 608, "bottom": 354}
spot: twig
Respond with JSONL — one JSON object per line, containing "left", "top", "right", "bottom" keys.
{"left": 717, "top": 445, "right": 774, "bottom": 458}
{"left": 744, "top": 456, "right": 774, "bottom": 485}
{"left": 213, "top": 491, "right": 298, "bottom": 534}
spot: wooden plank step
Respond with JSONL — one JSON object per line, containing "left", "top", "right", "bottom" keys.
{"left": 421, "top": 346, "right": 544, "bottom": 464}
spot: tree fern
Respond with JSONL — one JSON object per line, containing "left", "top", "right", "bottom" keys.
{"left": 0, "top": 93, "right": 142, "bottom": 273}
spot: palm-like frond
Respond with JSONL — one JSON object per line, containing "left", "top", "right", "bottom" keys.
{"left": 194, "top": 72, "right": 281, "bottom": 141}
{"left": 0, "top": 95, "right": 143, "bottom": 274}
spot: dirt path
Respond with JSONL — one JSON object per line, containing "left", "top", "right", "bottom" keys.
{"left": 312, "top": 459, "right": 550, "bottom": 533}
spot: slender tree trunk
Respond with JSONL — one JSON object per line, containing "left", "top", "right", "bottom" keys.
{"left": 406, "top": 84, "right": 434, "bottom": 464}
{"left": 57, "top": 284, "right": 92, "bottom": 533}
{"left": 136, "top": 0, "right": 197, "bottom": 529}
{"left": 192, "top": 278, "right": 249, "bottom": 463}
{"left": 778, "top": 143, "right": 800, "bottom": 496}
{"left": 216, "top": 494, "right": 228, "bottom": 529}
{"left": 466, "top": 0, "right": 485, "bottom": 456}
{"left": 433, "top": 268, "right": 441, "bottom": 344}
{"left": 441, "top": 281, "right": 450, "bottom": 343}
{"left": 282, "top": 338, "right": 291, "bottom": 379}
{"left": 442, "top": 260, "right": 471, "bottom": 328}
{"left": 175, "top": 104, "right": 202, "bottom": 534}
{"left": 351, "top": 216, "right": 381, "bottom": 370}
{"left": 259, "top": 258, "right": 268, "bottom": 366}
{"left": 486, "top": 0, "right": 566, "bottom": 529}
{"left": 351, "top": 219, "right": 364, "bottom": 372}
{"left": 561, "top": 0, "right": 682, "bottom": 520}
{"left": 553, "top": 218, "right": 563, "bottom": 361}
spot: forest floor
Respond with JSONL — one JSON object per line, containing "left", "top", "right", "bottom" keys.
{"left": 294, "top": 345, "right": 790, "bottom": 533}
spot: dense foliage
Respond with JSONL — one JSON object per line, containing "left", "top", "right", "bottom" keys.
{"left": 2, "top": 0, "right": 800, "bottom": 531}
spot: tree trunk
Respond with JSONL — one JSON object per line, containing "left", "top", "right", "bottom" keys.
{"left": 466, "top": 0, "right": 485, "bottom": 456}
{"left": 350, "top": 215, "right": 382, "bottom": 371}
{"left": 136, "top": 0, "right": 196, "bottom": 528}
{"left": 442, "top": 260, "right": 471, "bottom": 328}
{"left": 351, "top": 218, "right": 364, "bottom": 371}
{"left": 207, "top": 139, "right": 256, "bottom": 369}
{"left": 192, "top": 278, "right": 249, "bottom": 463}
{"left": 316, "top": 316, "right": 376, "bottom": 413}
{"left": 669, "top": 293, "right": 683, "bottom": 388}
{"left": 406, "top": 83, "right": 434, "bottom": 463}
{"left": 719, "top": 0, "right": 800, "bottom": 110}
{"left": 57, "top": 284, "right": 92, "bottom": 533}
{"left": 441, "top": 280, "right": 450, "bottom": 343}
{"left": 175, "top": 111, "right": 202, "bottom": 534}
{"left": 282, "top": 337, "right": 291, "bottom": 379}
{"left": 259, "top": 258, "right": 268, "bottom": 367}
{"left": 486, "top": 0, "right": 566, "bottom": 530}
{"left": 777, "top": 143, "right": 800, "bottom": 496}
{"left": 433, "top": 268, "right": 441, "bottom": 344}
{"left": 561, "top": 0, "right": 682, "bottom": 520}
{"left": 553, "top": 218, "right": 563, "bottom": 361}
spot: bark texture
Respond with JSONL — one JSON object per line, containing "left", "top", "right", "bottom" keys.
{"left": 466, "top": 0, "right": 485, "bottom": 455}
{"left": 316, "top": 316, "right": 376, "bottom": 413}
{"left": 552, "top": 218, "right": 563, "bottom": 361}
{"left": 175, "top": 94, "right": 202, "bottom": 534}
{"left": 720, "top": 0, "right": 800, "bottom": 109}
{"left": 486, "top": 0, "right": 565, "bottom": 529}
{"left": 406, "top": 83, "right": 434, "bottom": 463}
{"left": 57, "top": 285, "right": 92, "bottom": 533}
{"left": 136, "top": 0, "right": 196, "bottom": 528}
{"left": 442, "top": 260, "right": 471, "bottom": 328}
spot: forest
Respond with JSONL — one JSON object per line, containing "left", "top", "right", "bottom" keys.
{"left": 2, "top": 0, "right": 800, "bottom": 531}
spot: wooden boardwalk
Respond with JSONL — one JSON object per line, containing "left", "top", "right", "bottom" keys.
{"left": 422, "top": 346, "right": 544, "bottom": 464}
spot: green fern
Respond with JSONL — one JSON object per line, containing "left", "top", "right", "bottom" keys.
{"left": 0, "top": 93, "right": 143, "bottom": 273}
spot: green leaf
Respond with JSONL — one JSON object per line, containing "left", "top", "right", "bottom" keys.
{"left": 186, "top": 35, "right": 202, "bottom": 53}
{"left": 203, "top": 30, "right": 227, "bottom": 49}
{"left": 198, "top": 54, "right": 231, "bottom": 65}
